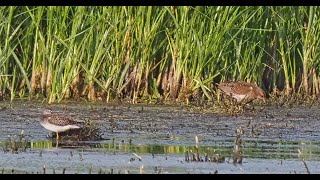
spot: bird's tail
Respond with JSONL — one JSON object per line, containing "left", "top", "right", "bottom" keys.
{"left": 69, "top": 125, "right": 81, "bottom": 129}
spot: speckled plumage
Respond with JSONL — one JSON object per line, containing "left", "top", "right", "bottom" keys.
{"left": 218, "top": 81, "right": 266, "bottom": 103}
{"left": 42, "top": 111, "right": 79, "bottom": 127}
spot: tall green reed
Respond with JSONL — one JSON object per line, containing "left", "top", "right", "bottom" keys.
{"left": 0, "top": 6, "right": 319, "bottom": 103}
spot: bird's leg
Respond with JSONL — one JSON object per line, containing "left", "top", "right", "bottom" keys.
{"left": 56, "top": 132, "right": 59, "bottom": 148}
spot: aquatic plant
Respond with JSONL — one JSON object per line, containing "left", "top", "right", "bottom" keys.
{"left": 2, "top": 130, "right": 28, "bottom": 154}
{"left": 0, "top": 7, "right": 319, "bottom": 104}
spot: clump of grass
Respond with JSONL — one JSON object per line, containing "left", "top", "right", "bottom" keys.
{"left": 184, "top": 149, "right": 226, "bottom": 163}
{"left": 51, "top": 119, "right": 104, "bottom": 141}
{"left": 269, "top": 89, "right": 319, "bottom": 107}
{"left": 185, "top": 136, "right": 226, "bottom": 163}
{"left": 2, "top": 130, "right": 28, "bottom": 154}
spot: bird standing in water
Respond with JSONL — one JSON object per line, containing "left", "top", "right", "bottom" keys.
{"left": 217, "top": 81, "right": 266, "bottom": 103}
{"left": 40, "top": 109, "right": 81, "bottom": 147}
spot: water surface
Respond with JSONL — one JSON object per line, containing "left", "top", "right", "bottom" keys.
{"left": 0, "top": 101, "right": 319, "bottom": 174}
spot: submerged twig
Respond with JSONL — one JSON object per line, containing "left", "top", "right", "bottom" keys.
{"left": 298, "top": 149, "right": 310, "bottom": 174}
{"left": 133, "top": 153, "right": 142, "bottom": 161}
{"left": 233, "top": 127, "right": 244, "bottom": 164}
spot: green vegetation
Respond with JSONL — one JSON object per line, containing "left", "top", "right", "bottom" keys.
{"left": 26, "top": 139, "right": 320, "bottom": 160}
{"left": 0, "top": 6, "right": 319, "bottom": 103}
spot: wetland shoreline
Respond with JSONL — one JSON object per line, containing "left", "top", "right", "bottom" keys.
{"left": 0, "top": 100, "right": 319, "bottom": 174}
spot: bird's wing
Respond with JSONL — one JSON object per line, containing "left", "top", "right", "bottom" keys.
{"left": 47, "top": 116, "right": 77, "bottom": 126}
{"left": 233, "top": 85, "right": 253, "bottom": 95}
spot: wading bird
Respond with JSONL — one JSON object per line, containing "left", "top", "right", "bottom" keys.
{"left": 40, "top": 109, "right": 81, "bottom": 147}
{"left": 217, "top": 81, "right": 266, "bottom": 103}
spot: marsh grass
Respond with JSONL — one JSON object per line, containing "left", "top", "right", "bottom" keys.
{"left": 51, "top": 119, "right": 104, "bottom": 141}
{"left": 0, "top": 6, "right": 319, "bottom": 105}
{"left": 2, "top": 130, "right": 28, "bottom": 154}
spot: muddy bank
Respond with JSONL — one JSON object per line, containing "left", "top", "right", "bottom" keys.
{"left": 0, "top": 100, "right": 319, "bottom": 173}
{"left": 0, "top": 100, "right": 319, "bottom": 143}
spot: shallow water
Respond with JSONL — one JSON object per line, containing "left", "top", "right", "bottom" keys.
{"left": 0, "top": 100, "right": 319, "bottom": 174}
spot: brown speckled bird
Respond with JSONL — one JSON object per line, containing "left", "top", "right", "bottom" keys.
{"left": 40, "top": 109, "right": 81, "bottom": 142}
{"left": 217, "top": 81, "right": 266, "bottom": 103}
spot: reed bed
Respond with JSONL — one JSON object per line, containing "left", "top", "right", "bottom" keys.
{"left": 0, "top": 6, "right": 319, "bottom": 103}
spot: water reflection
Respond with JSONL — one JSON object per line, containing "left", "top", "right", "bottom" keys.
{"left": 24, "top": 138, "right": 320, "bottom": 161}
{"left": 0, "top": 138, "right": 320, "bottom": 174}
